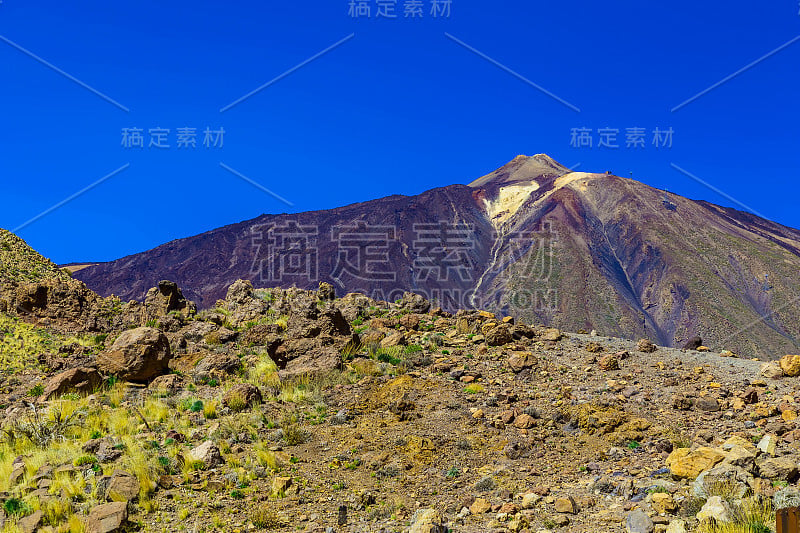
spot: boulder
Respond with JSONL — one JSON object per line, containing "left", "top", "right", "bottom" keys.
{"left": 693, "top": 464, "right": 753, "bottom": 499}
{"left": 508, "top": 352, "right": 537, "bottom": 372}
{"left": 188, "top": 441, "right": 224, "bottom": 469}
{"left": 541, "top": 328, "right": 563, "bottom": 342}
{"left": 397, "top": 292, "right": 431, "bottom": 314}
{"left": 665, "top": 520, "right": 687, "bottom": 533}
{"left": 650, "top": 492, "right": 677, "bottom": 514}
{"left": 409, "top": 508, "right": 445, "bottom": 533}
{"left": 757, "top": 457, "right": 798, "bottom": 482}
{"left": 761, "top": 362, "right": 783, "bottom": 379}
{"left": 682, "top": 336, "right": 703, "bottom": 350}
{"left": 625, "top": 509, "right": 653, "bottom": 533}
{"left": 148, "top": 374, "right": 183, "bottom": 395}
{"left": 42, "top": 367, "right": 102, "bottom": 399}
{"left": 484, "top": 324, "right": 513, "bottom": 346}
{"left": 105, "top": 470, "right": 139, "bottom": 502}
{"left": 666, "top": 447, "right": 725, "bottom": 480}
{"left": 194, "top": 352, "right": 241, "bottom": 377}
{"left": 637, "top": 339, "right": 657, "bottom": 353}
{"left": 17, "top": 510, "right": 43, "bottom": 533}
{"left": 223, "top": 383, "right": 263, "bottom": 410}
{"left": 696, "top": 496, "right": 730, "bottom": 523}
{"left": 695, "top": 396, "right": 720, "bottom": 412}
{"left": 85, "top": 502, "right": 127, "bottom": 533}
{"left": 317, "top": 281, "right": 336, "bottom": 301}
{"left": 780, "top": 354, "right": 800, "bottom": 377}
{"left": 554, "top": 496, "right": 577, "bottom": 514}
{"left": 96, "top": 327, "right": 171, "bottom": 382}
{"left": 774, "top": 487, "right": 800, "bottom": 510}
{"left": 599, "top": 354, "right": 620, "bottom": 371}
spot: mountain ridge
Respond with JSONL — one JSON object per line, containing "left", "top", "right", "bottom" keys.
{"left": 70, "top": 155, "right": 800, "bottom": 358}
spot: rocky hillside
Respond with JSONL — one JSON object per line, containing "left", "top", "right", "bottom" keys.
{"left": 2, "top": 277, "right": 800, "bottom": 533}
{"left": 0, "top": 229, "right": 72, "bottom": 288}
{"left": 70, "top": 156, "right": 800, "bottom": 359}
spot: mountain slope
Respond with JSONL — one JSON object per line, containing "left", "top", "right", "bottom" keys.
{"left": 0, "top": 229, "right": 72, "bottom": 287}
{"left": 73, "top": 155, "right": 800, "bottom": 358}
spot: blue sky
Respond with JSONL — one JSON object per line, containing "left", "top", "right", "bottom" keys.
{"left": 1, "top": 0, "right": 798, "bottom": 263}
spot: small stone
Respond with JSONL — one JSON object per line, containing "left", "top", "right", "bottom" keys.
{"left": 599, "top": 354, "right": 620, "bottom": 371}
{"left": 650, "top": 493, "right": 677, "bottom": 514}
{"left": 626, "top": 508, "right": 654, "bottom": 533}
{"left": 272, "top": 476, "right": 292, "bottom": 496}
{"left": 513, "top": 414, "right": 536, "bottom": 429}
{"left": 637, "top": 339, "right": 657, "bottom": 353}
{"left": 470, "top": 498, "right": 491, "bottom": 514}
{"left": 696, "top": 496, "right": 730, "bottom": 523}
{"left": 757, "top": 435, "right": 777, "bottom": 456}
{"left": 554, "top": 496, "right": 577, "bottom": 514}
{"left": 521, "top": 492, "right": 541, "bottom": 509}
{"left": 665, "top": 519, "right": 687, "bottom": 533}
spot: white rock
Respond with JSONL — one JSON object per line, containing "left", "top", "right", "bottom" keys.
{"left": 696, "top": 496, "right": 731, "bottom": 523}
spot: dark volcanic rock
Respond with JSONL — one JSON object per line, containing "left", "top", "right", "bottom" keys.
{"left": 683, "top": 336, "right": 703, "bottom": 350}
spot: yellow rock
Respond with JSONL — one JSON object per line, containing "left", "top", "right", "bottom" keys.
{"left": 666, "top": 447, "right": 725, "bottom": 480}
{"left": 708, "top": 382, "right": 721, "bottom": 389}
{"left": 697, "top": 346, "right": 710, "bottom": 352}
{"left": 783, "top": 409, "right": 798, "bottom": 422}
{"left": 722, "top": 435, "right": 757, "bottom": 453}
{"left": 470, "top": 498, "right": 491, "bottom": 514}
{"left": 477, "top": 310, "right": 496, "bottom": 319}
{"left": 780, "top": 355, "right": 800, "bottom": 377}
{"left": 651, "top": 492, "right": 677, "bottom": 514}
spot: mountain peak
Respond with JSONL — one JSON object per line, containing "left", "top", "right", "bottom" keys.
{"left": 468, "top": 153, "right": 570, "bottom": 189}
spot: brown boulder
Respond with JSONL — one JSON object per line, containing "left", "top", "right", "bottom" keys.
{"left": 508, "top": 352, "right": 537, "bottom": 372}
{"left": 598, "top": 354, "right": 620, "bottom": 371}
{"left": 637, "top": 339, "right": 657, "bottom": 353}
{"left": 223, "top": 383, "right": 263, "bottom": 410}
{"left": 194, "top": 352, "right": 242, "bottom": 377}
{"left": 96, "top": 327, "right": 171, "bottom": 382}
{"left": 42, "top": 367, "right": 102, "bottom": 399}
{"left": 484, "top": 324, "right": 513, "bottom": 346}
{"left": 85, "top": 502, "right": 127, "bottom": 533}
